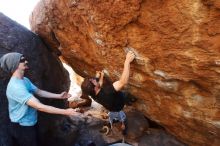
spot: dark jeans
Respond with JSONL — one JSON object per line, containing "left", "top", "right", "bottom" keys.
{"left": 9, "top": 122, "right": 38, "bottom": 146}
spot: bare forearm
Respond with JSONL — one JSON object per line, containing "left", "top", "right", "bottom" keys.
{"left": 113, "top": 51, "right": 135, "bottom": 91}
{"left": 27, "top": 97, "right": 68, "bottom": 115}
{"left": 120, "top": 60, "right": 131, "bottom": 85}
{"left": 99, "top": 73, "right": 104, "bottom": 87}
{"left": 37, "top": 104, "right": 67, "bottom": 115}
{"left": 36, "top": 90, "right": 60, "bottom": 99}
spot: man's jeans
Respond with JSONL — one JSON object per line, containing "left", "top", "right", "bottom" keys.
{"left": 9, "top": 122, "right": 38, "bottom": 146}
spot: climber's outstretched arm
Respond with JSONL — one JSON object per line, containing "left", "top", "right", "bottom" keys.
{"left": 113, "top": 51, "right": 135, "bottom": 91}
{"left": 96, "top": 70, "right": 104, "bottom": 87}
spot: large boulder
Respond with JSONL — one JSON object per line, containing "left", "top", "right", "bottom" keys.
{"left": 138, "top": 129, "right": 186, "bottom": 146}
{"left": 30, "top": 0, "right": 220, "bottom": 145}
{"left": 0, "top": 13, "right": 77, "bottom": 146}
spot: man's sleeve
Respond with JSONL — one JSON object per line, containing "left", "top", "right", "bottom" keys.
{"left": 29, "top": 81, "right": 38, "bottom": 93}
{"left": 25, "top": 77, "right": 38, "bottom": 93}
{"left": 10, "top": 86, "right": 34, "bottom": 105}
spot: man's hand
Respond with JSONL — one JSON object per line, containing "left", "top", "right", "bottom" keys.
{"left": 65, "top": 108, "right": 81, "bottom": 116}
{"left": 60, "top": 92, "right": 71, "bottom": 99}
{"left": 125, "top": 51, "right": 135, "bottom": 63}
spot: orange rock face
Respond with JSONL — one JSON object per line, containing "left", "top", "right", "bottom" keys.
{"left": 30, "top": 0, "right": 220, "bottom": 145}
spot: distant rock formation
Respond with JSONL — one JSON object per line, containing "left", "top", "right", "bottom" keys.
{"left": 30, "top": 0, "right": 220, "bottom": 145}
{"left": 0, "top": 13, "right": 76, "bottom": 146}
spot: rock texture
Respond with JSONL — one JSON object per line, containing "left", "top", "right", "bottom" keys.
{"left": 30, "top": 0, "right": 220, "bottom": 145}
{"left": 69, "top": 106, "right": 185, "bottom": 146}
{"left": 0, "top": 13, "right": 75, "bottom": 146}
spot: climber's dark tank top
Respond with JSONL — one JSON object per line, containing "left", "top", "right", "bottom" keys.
{"left": 92, "top": 77, "right": 125, "bottom": 112}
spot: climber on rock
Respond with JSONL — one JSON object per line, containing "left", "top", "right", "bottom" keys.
{"left": 0, "top": 52, "right": 80, "bottom": 146}
{"left": 81, "top": 51, "right": 136, "bottom": 135}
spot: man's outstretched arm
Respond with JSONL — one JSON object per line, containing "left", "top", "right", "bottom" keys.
{"left": 35, "top": 89, "right": 71, "bottom": 99}
{"left": 26, "top": 96, "right": 80, "bottom": 116}
{"left": 113, "top": 51, "right": 135, "bottom": 91}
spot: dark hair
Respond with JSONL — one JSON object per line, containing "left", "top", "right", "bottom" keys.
{"left": 19, "top": 56, "right": 26, "bottom": 63}
{"left": 81, "top": 77, "right": 96, "bottom": 97}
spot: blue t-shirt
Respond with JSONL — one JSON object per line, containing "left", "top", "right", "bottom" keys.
{"left": 6, "top": 76, "right": 38, "bottom": 126}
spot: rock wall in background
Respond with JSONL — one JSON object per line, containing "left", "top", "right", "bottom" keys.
{"left": 30, "top": 0, "right": 220, "bottom": 145}
{"left": 0, "top": 13, "right": 77, "bottom": 146}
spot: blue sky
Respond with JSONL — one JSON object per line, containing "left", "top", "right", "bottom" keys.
{"left": 0, "top": 0, "right": 40, "bottom": 29}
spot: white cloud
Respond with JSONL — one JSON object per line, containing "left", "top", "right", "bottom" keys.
{"left": 0, "top": 0, "right": 40, "bottom": 29}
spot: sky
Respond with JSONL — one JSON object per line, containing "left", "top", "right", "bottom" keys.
{"left": 0, "top": 0, "right": 40, "bottom": 29}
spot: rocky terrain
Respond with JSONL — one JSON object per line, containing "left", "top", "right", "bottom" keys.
{"left": 0, "top": 12, "right": 185, "bottom": 146}
{"left": 30, "top": 0, "right": 220, "bottom": 145}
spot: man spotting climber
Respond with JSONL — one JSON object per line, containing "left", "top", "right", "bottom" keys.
{"left": 0, "top": 52, "right": 80, "bottom": 146}
{"left": 81, "top": 51, "right": 135, "bottom": 134}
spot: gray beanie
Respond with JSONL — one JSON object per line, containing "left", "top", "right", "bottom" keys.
{"left": 0, "top": 52, "right": 23, "bottom": 73}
